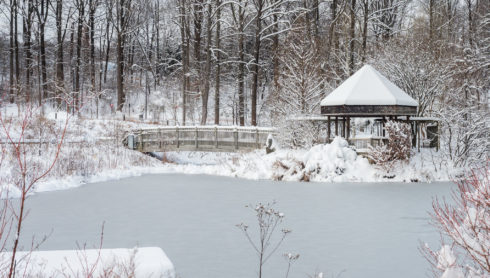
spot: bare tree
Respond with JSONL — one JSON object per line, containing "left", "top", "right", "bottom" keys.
{"left": 114, "top": 0, "right": 133, "bottom": 111}
{"left": 249, "top": 0, "right": 295, "bottom": 126}
{"left": 229, "top": 0, "right": 248, "bottom": 126}
{"left": 0, "top": 101, "right": 72, "bottom": 278}
{"left": 9, "top": 0, "right": 16, "bottom": 102}
{"left": 35, "top": 0, "right": 50, "bottom": 106}
{"left": 214, "top": 0, "right": 221, "bottom": 125}
{"left": 200, "top": 0, "right": 213, "bottom": 124}
{"left": 23, "top": 0, "right": 34, "bottom": 99}
{"left": 74, "top": 0, "right": 84, "bottom": 109}
{"left": 272, "top": 21, "right": 324, "bottom": 120}
{"left": 348, "top": 0, "right": 356, "bottom": 75}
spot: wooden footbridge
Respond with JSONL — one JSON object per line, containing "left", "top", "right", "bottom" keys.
{"left": 123, "top": 126, "right": 277, "bottom": 153}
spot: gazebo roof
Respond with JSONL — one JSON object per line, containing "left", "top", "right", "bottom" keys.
{"left": 320, "top": 65, "right": 418, "bottom": 116}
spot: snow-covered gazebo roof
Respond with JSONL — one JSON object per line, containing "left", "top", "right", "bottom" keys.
{"left": 320, "top": 65, "right": 418, "bottom": 117}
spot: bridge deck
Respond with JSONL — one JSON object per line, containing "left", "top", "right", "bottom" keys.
{"left": 123, "top": 126, "right": 277, "bottom": 153}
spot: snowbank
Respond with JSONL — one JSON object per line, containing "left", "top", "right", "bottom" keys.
{"left": 158, "top": 137, "right": 453, "bottom": 183}
{"left": 1, "top": 247, "right": 174, "bottom": 278}
{"left": 228, "top": 137, "right": 376, "bottom": 182}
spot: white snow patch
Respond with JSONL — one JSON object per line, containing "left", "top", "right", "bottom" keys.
{"left": 1, "top": 247, "right": 174, "bottom": 278}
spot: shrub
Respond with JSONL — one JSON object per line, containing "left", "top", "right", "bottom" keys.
{"left": 368, "top": 121, "right": 412, "bottom": 173}
{"left": 422, "top": 168, "right": 489, "bottom": 277}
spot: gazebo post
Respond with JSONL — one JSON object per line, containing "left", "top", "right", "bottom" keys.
{"left": 335, "top": 117, "right": 338, "bottom": 136}
{"left": 341, "top": 117, "right": 345, "bottom": 138}
{"left": 346, "top": 117, "right": 350, "bottom": 140}
{"left": 436, "top": 121, "right": 440, "bottom": 152}
{"left": 417, "top": 122, "right": 421, "bottom": 153}
{"left": 327, "top": 116, "right": 331, "bottom": 143}
{"left": 382, "top": 116, "right": 386, "bottom": 137}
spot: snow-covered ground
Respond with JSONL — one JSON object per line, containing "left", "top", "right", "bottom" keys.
{"left": 0, "top": 103, "right": 459, "bottom": 198}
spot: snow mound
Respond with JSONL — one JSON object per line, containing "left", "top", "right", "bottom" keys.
{"left": 230, "top": 137, "right": 376, "bottom": 182}
{"left": 2, "top": 247, "right": 174, "bottom": 278}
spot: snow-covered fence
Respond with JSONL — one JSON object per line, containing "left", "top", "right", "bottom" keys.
{"left": 124, "top": 126, "right": 277, "bottom": 153}
{"left": 0, "top": 137, "right": 115, "bottom": 145}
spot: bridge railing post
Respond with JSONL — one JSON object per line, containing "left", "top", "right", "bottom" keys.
{"left": 159, "top": 130, "right": 162, "bottom": 149}
{"left": 234, "top": 128, "right": 238, "bottom": 150}
{"left": 138, "top": 133, "right": 144, "bottom": 152}
{"left": 176, "top": 127, "right": 180, "bottom": 148}
{"left": 215, "top": 127, "right": 218, "bottom": 148}
{"left": 255, "top": 128, "right": 259, "bottom": 149}
{"left": 195, "top": 127, "right": 199, "bottom": 148}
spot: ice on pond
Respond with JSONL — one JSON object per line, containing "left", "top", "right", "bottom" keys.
{"left": 18, "top": 174, "right": 454, "bottom": 278}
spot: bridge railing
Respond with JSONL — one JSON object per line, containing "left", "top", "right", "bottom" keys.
{"left": 124, "top": 126, "right": 277, "bottom": 152}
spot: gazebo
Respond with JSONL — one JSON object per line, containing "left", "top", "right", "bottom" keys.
{"left": 318, "top": 65, "right": 439, "bottom": 151}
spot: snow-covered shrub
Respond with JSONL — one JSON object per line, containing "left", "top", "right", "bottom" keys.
{"left": 277, "top": 120, "right": 321, "bottom": 149}
{"left": 423, "top": 169, "right": 489, "bottom": 277}
{"left": 266, "top": 137, "right": 373, "bottom": 182}
{"left": 368, "top": 121, "right": 412, "bottom": 174}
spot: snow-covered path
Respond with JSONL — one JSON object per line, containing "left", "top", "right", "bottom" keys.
{"left": 18, "top": 174, "right": 454, "bottom": 278}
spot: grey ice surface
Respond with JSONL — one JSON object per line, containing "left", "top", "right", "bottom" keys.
{"left": 19, "top": 174, "right": 454, "bottom": 278}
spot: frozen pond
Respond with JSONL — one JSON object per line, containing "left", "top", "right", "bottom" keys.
{"left": 20, "top": 174, "right": 454, "bottom": 278}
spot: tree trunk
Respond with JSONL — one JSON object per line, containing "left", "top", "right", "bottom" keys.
{"left": 75, "top": 0, "right": 84, "bottom": 108}
{"left": 69, "top": 22, "right": 75, "bottom": 113}
{"left": 429, "top": 0, "right": 434, "bottom": 42}
{"left": 116, "top": 30, "right": 125, "bottom": 111}
{"left": 37, "top": 0, "right": 49, "bottom": 102}
{"left": 40, "top": 21, "right": 48, "bottom": 101}
{"left": 55, "top": 0, "right": 64, "bottom": 105}
{"left": 237, "top": 3, "right": 245, "bottom": 126}
{"left": 251, "top": 2, "right": 263, "bottom": 126}
{"left": 466, "top": 0, "right": 473, "bottom": 46}
{"left": 103, "top": 5, "right": 112, "bottom": 84}
{"left": 272, "top": 1, "right": 279, "bottom": 93}
{"left": 179, "top": 0, "right": 188, "bottom": 125}
{"left": 24, "top": 0, "right": 34, "bottom": 100}
{"left": 327, "top": 0, "right": 338, "bottom": 73}
{"left": 14, "top": 0, "right": 19, "bottom": 100}
{"left": 200, "top": 1, "right": 213, "bottom": 125}
{"left": 89, "top": 0, "right": 96, "bottom": 95}
{"left": 155, "top": 0, "right": 161, "bottom": 85}
{"left": 214, "top": 0, "right": 221, "bottom": 125}
{"left": 348, "top": 0, "right": 356, "bottom": 76}
{"left": 116, "top": 0, "right": 130, "bottom": 111}
{"left": 313, "top": 0, "right": 319, "bottom": 36}
{"left": 9, "top": 0, "right": 15, "bottom": 102}
{"left": 361, "top": 0, "right": 368, "bottom": 63}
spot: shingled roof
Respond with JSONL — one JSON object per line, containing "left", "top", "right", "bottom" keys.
{"left": 320, "top": 65, "right": 418, "bottom": 116}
